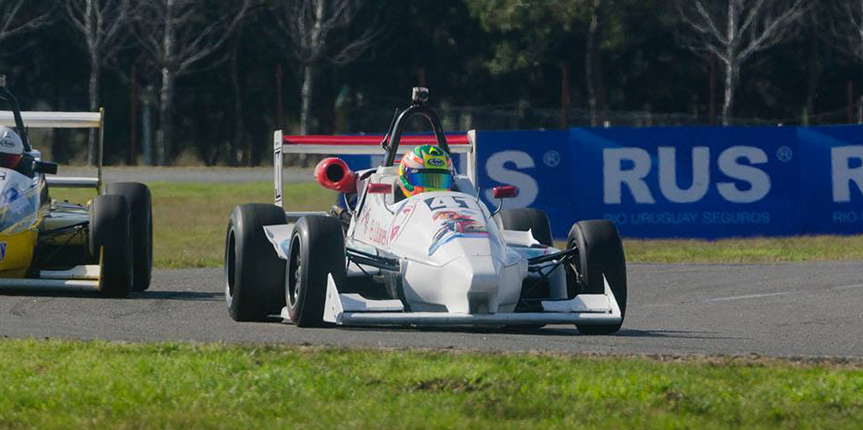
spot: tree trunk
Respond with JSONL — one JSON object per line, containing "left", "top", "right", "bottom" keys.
{"left": 586, "top": 0, "right": 601, "bottom": 127}
{"left": 805, "top": 16, "right": 819, "bottom": 123}
{"left": 722, "top": 1, "right": 738, "bottom": 126}
{"left": 296, "top": 0, "right": 324, "bottom": 167}
{"left": 129, "top": 65, "right": 138, "bottom": 165}
{"left": 300, "top": 64, "right": 314, "bottom": 135}
{"left": 709, "top": 53, "right": 717, "bottom": 125}
{"left": 157, "top": 67, "right": 174, "bottom": 166}
{"left": 157, "top": 0, "right": 175, "bottom": 166}
{"left": 230, "top": 39, "right": 244, "bottom": 166}
{"left": 275, "top": 64, "right": 284, "bottom": 132}
{"left": 88, "top": 58, "right": 99, "bottom": 165}
{"left": 722, "top": 59, "right": 737, "bottom": 126}
{"left": 560, "top": 63, "right": 570, "bottom": 129}
{"left": 52, "top": 89, "right": 68, "bottom": 164}
{"left": 142, "top": 90, "right": 153, "bottom": 166}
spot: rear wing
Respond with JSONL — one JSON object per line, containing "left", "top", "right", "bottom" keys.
{"left": 273, "top": 130, "right": 477, "bottom": 207}
{"left": 0, "top": 109, "right": 105, "bottom": 189}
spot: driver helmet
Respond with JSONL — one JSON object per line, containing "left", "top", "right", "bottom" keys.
{"left": 398, "top": 144, "right": 454, "bottom": 197}
{"left": 0, "top": 126, "right": 23, "bottom": 170}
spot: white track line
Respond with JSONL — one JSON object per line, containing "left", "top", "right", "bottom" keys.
{"left": 831, "top": 283, "right": 863, "bottom": 291}
{"left": 704, "top": 283, "right": 863, "bottom": 304}
{"left": 704, "top": 292, "right": 791, "bottom": 303}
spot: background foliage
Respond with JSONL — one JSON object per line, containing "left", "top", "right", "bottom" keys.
{"left": 0, "top": 0, "right": 859, "bottom": 165}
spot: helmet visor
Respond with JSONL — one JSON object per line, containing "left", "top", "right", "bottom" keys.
{"left": 407, "top": 169, "right": 453, "bottom": 190}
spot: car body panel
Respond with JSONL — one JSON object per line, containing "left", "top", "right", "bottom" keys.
{"left": 0, "top": 168, "right": 42, "bottom": 277}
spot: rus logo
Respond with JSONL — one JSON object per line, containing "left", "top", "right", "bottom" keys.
{"left": 603, "top": 146, "right": 772, "bottom": 204}
{"left": 832, "top": 146, "right": 863, "bottom": 203}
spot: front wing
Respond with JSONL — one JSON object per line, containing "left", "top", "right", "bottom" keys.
{"left": 280, "top": 273, "right": 622, "bottom": 327}
{"left": 0, "top": 265, "right": 101, "bottom": 291}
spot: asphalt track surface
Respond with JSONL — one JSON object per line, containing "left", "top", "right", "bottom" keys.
{"left": 2, "top": 262, "right": 862, "bottom": 358}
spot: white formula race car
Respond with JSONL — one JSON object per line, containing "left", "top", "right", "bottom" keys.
{"left": 224, "top": 88, "right": 626, "bottom": 334}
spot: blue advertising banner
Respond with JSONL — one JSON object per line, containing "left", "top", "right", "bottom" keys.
{"left": 476, "top": 127, "right": 863, "bottom": 239}
{"left": 797, "top": 126, "right": 863, "bottom": 235}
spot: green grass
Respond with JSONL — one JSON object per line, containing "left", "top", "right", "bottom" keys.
{"left": 54, "top": 183, "right": 863, "bottom": 268}
{"left": 622, "top": 236, "right": 863, "bottom": 263}
{"left": 0, "top": 339, "right": 861, "bottom": 429}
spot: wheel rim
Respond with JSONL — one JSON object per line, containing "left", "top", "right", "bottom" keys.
{"left": 287, "top": 236, "right": 302, "bottom": 306}
{"left": 225, "top": 231, "right": 236, "bottom": 302}
{"left": 568, "top": 238, "right": 582, "bottom": 277}
{"left": 566, "top": 237, "right": 584, "bottom": 297}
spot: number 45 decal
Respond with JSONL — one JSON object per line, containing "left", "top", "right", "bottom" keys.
{"left": 424, "top": 196, "right": 475, "bottom": 211}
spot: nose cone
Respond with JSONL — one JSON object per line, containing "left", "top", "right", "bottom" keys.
{"left": 403, "top": 255, "right": 524, "bottom": 314}
{"left": 449, "top": 256, "right": 499, "bottom": 314}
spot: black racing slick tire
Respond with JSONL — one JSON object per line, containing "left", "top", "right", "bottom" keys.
{"left": 567, "top": 220, "right": 627, "bottom": 335}
{"left": 495, "top": 208, "right": 553, "bottom": 246}
{"left": 105, "top": 182, "right": 153, "bottom": 292}
{"left": 285, "top": 215, "right": 346, "bottom": 328}
{"left": 90, "top": 195, "right": 133, "bottom": 298}
{"left": 224, "top": 204, "right": 287, "bottom": 321}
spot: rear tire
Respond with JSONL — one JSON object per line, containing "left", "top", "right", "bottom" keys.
{"left": 90, "top": 195, "right": 133, "bottom": 298}
{"left": 224, "top": 204, "right": 286, "bottom": 321}
{"left": 285, "top": 215, "right": 346, "bottom": 327}
{"left": 105, "top": 182, "right": 152, "bottom": 292}
{"left": 495, "top": 208, "right": 553, "bottom": 246}
{"left": 567, "top": 220, "right": 627, "bottom": 335}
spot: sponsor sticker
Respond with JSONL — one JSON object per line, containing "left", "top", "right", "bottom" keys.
{"left": 389, "top": 200, "right": 417, "bottom": 242}
{"left": 428, "top": 209, "right": 488, "bottom": 255}
{"left": 0, "top": 242, "right": 6, "bottom": 262}
{"left": 427, "top": 157, "right": 445, "bottom": 167}
{"left": 0, "top": 138, "right": 16, "bottom": 148}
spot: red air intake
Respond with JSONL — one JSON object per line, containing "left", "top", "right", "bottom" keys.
{"left": 314, "top": 157, "right": 357, "bottom": 193}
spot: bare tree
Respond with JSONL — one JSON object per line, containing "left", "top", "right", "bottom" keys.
{"left": 274, "top": 0, "right": 382, "bottom": 135}
{"left": 135, "top": 0, "right": 249, "bottom": 165}
{"left": 228, "top": 28, "right": 245, "bottom": 166}
{"left": 677, "top": 0, "right": 806, "bottom": 125}
{"left": 62, "top": 0, "right": 134, "bottom": 164}
{"left": 0, "top": 0, "right": 51, "bottom": 53}
{"left": 830, "top": 1, "right": 863, "bottom": 123}
{"left": 586, "top": 0, "right": 606, "bottom": 127}
{"left": 831, "top": 1, "right": 863, "bottom": 74}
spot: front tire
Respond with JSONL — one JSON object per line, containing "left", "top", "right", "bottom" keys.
{"left": 224, "top": 204, "right": 286, "bottom": 321}
{"left": 497, "top": 208, "right": 554, "bottom": 330}
{"left": 495, "top": 208, "right": 553, "bottom": 246}
{"left": 567, "top": 220, "right": 627, "bottom": 335}
{"left": 105, "top": 182, "right": 153, "bottom": 292}
{"left": 285, "top": 216, "right": 346, "bottom": 327}
{"left": 90, "top": 195, "right": 133, "bottom": 298}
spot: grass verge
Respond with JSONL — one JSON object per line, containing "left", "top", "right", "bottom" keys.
{"left": 622, "top": 235, "right": 863, "bottom": 263}
{"left": 1, "top": 339, "right": 861, "bottom": 429}
{"left": 54, "top": 183, "right": 862, "bottom": 268}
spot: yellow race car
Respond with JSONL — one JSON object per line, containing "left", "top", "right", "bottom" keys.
{"left": 0, "top": 77, "right": 151, "bottom": 297}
